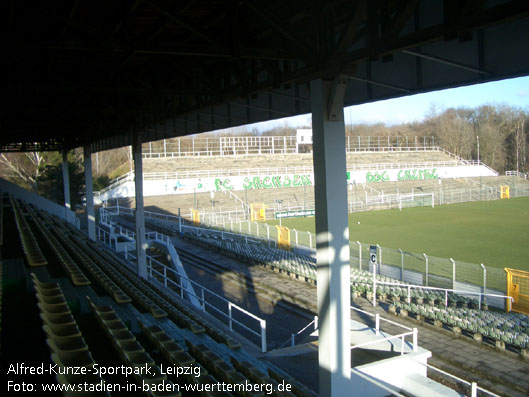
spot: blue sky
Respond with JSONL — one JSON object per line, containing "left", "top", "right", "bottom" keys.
{"left": 250, "top": 75, "right": 529, "bottom": 131}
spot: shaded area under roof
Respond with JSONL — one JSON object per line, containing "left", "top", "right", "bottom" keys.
{"left": 2, "top": 0, "right": 529, "bottom": 152}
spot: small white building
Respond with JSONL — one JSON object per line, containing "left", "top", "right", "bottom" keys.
{"left": 296, "top": 128, "right": 313, "bottom": 152}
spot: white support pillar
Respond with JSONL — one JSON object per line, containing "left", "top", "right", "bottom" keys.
{"left": 62, "top": 151, "right": 71, "bottom": 210}
{"left": 311, "top": 78, "right": 351, "bottom": 396}
{"left": 83, "top": 146, "right": 96, "bottom": 241}
{"left": 133, "top": 132, "right": 148, "bottom": 279}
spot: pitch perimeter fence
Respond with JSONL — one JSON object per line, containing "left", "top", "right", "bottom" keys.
{"left": 172, "top": 214, "right": 509, "bottom": 308}
{"left": 352, "top": 243, "right": 507, "bottom": 308}
{"left": 194, "top": 213, "right": 509, "bottom": 308}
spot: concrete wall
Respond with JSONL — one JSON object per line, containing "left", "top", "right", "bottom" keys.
{"left": 96, "top": 164, "right": 496, "bottom": 203}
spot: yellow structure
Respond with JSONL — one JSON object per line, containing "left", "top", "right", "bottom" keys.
{"left": 505, "top": 268, "right": 529, "bottom": 314}
{"left": 500, "top": 185, "right": 510, "bottom": 199}
{"left": 250, "top": 203, "right": 267, "bottom": 221}
{"left": 276, "top": 225, "right": 291, "bottom": 251}
{"left": 192, "top": 209, "right": 200, "bottom": 225}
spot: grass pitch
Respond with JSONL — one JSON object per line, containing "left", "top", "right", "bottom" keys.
{"left": 266, "top": 197, "right": 529, "bottom": 271}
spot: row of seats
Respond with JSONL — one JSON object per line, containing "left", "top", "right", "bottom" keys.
{"left": 75, "top": 237, "right": 168, "bottom": 319}
{"left": 13, "top": 197, "right": 319, "bottom": 396}
{"left": 31, "top": 273, "right": 107, "bottom": 396}
{"left": 138, "top": 322, "right": 231, "bottom": 396}
{"left": 141, "top": 320, "right": 295, "bottom": 397}
{"left": 10, "top": 196, "right": 47, "bottom": 266}
{"left": 79, "top": 237, "right": 206, "bottom": 334}
{"left": 88, "top": 225, "right": 250, "bottom": 352}
{"left": 392, "top": 300, "right": 529, "bottom": 349}
{"left": 51, "top": 227, "right": 132, "bottom": 304}
{"left": 182, "top": 231, "right": 316, "bottom": 283}
{"left": 350, "top": 268, "right": 481, "bottom": 309}
{"left": 26, "top": 206, "right": 90, "bottom": 286}
{"left": 58, "top": 216, "right": 211, "bottom": 335}
{"left": 87, "top": 297, "right": 180, "bottom": 396}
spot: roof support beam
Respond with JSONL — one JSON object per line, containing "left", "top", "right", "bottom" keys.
{"left": 402, "top": 50, "right": 490, "bottom": 75}
{"left": 333, "top": 1, "right": 366, "bottom": 56}
{"left": 145, "top": 1, "right": 218, "bottom": 44}
{"left": 245, "top": 2, "right": 310, "bottom": 54}
{"left": 348, "top": 75, "right": 410, "bottom": 93}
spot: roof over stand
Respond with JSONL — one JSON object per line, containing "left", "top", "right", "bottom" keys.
{"left": 2, "top": 0, "right": 529, "bottom": 152}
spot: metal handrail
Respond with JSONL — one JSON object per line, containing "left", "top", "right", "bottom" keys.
{"left": 278, "top": 316, "right": 318, "bottom": 348}
{"left": 414, "top": 361, "right": 502, "bottom": 397}
{"left": 350, "top": 330, "right": 417, "bottom": 355}
{"left": 374, "top": 281, "right": 514, "bottom": 310}
{"left": 350, "top": 306, "right": 412, "bottom": 332}
{"left": 350, "top": 305, "right": 418, "bottom": 354}
{"left": 95, "top": 223, "right": 268, "bottom": 352}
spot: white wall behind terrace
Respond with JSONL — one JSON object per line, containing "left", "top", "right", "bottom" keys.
{"left": 95, "top": 164, "right": 497, "bottom": 203}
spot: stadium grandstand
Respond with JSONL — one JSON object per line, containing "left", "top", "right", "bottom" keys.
{"left": 2, "top": 2, "right": 529, "bottom": 397}
{"left": 96, "top": 138, "right": 529, "bottom": 222}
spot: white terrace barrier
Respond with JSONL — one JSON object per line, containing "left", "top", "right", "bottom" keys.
{"left": 506, "top": 170, "right": 528, "bottom": 179}
{"left": 94, "top": 162, "right": 496, "bottom": 204}
{"left": 141, "top": 135, "right": 437, "bottom": 158}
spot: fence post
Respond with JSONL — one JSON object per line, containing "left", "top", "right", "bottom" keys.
{"left": 355, "top": 241, "right": 361, "bottom": 270}
{"left": 261, "top": 320, "right": 267, "bottom": 353}
{"left": 178, "top": 210, "right": 182, "bottom": 235}
{"left": 291, "top": 334, "right": 295, "bottom": 347}
{"left": 450, "top": 258, "right": 456, "bottom": 289}
{"left": 308, "top": 231, "right": 312, "bottom": 250}
{"left": 480, "top": 263, "right": 486, "bottom": 309}
{"left": 163, "top": 266, "right": 167, "bottom": 287}
{"left": 372, "top": 258, "right": 377, "bottom": 307}
{"left": 471, "top": 382, "right": 477, "bottom": 397}
{"left": 254, "top": 221, "right": 259, "bottom": 237}
{"left": 423, "top": 253, "right": 428, "bottom": 286}
{"left": 398, "top": 248, "right": 404, "bottom": 281}
{"left": 480, "top": 263, "right": 487, "bottom": 292}
{"left": 228, "top": 303, "right": 233, "bottom": 331}
{"left": 377, "top": 244, "right": 382, "bottom": 268}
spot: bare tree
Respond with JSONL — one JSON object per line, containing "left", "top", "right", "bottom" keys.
{"left": 475, "top": 121, "right": 507, "bottom": 172}
{"left": 0, "top": 152, "right": 45, "bottom": 191}
{"left": 514, "top": 114, "right": 527, "bottom": 173}
{"left": 429, "top": 108, "right": 474, "bottom": 159}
